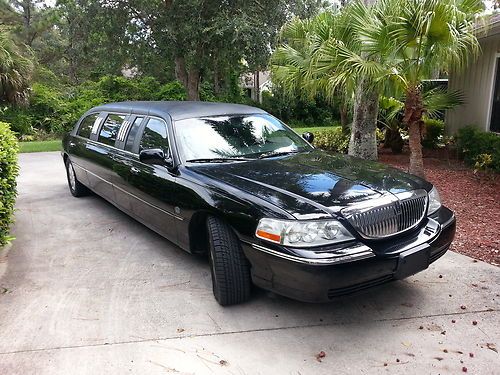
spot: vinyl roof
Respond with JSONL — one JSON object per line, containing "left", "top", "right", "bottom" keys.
{"left": 89, "top": 101, "right": 267, "bottom": 121}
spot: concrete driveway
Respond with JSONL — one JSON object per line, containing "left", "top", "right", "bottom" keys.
{"left": 0, "top": 152, "right": 499, "bottom": 374}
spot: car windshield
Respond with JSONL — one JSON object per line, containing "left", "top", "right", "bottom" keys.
{"left": 174, "top": 114, "right": 312, "bottom": 162}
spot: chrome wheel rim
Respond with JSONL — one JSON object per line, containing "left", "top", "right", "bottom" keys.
{"left": 68, "top": 164, "right": 76, "bottom": 191}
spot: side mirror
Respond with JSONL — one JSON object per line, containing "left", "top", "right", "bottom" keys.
{"left": 302, "top": 132, "right": 314, "bottom": 143}
{"left": 139, "top": 148, "right": 166, "bottom": 165}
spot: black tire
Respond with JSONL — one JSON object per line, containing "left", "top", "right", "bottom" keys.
{"left": 207, "top": 216, "right": 252, "bottom": 306}
{"left": 65, "top": 158, "right": 88, "bottom": 197}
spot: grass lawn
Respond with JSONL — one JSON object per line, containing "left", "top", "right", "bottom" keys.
{"left": 292, "top": 126, "right": 339, "bottom": 134}
{"left": 19, "top": 140, "right": 62, "bottom": 153}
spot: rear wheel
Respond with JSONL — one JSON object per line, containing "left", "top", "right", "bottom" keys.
{"left": 207, "top": 216, "right": 252, "bottom": 306}
{"left": 65, "top": 158, "right": 88, "bottom": 197}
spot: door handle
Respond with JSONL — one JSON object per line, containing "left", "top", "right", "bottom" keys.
{"left": 130, "top": 167, "right": 140, "bottom": 175}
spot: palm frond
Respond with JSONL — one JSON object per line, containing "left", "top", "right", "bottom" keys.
{"left": 423, "top": 86, "right": 464, "bottom": 118}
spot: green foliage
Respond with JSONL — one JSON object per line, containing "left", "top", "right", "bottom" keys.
{"left": 261, "top": 90, "right": 338, "bottom": 126}
{"left": 0, "top": 121, "right": 19, "bottom": 246}
{"left": 422, "top": 118, "right": 445, "bottom": 149}
{"left": 312, "top": 127, "right": 349, "bottom": 153}
{"left": 0, "top": 27, "right": 35, "bottom": 105}
{"left": 155, "top": 81, "right": 187, "bottom": 101}
{"left": 0, "top": 76, "right": 191, "bottom": 138}
{"left": 457, "top": 126, "right": 500, "bottom": 173}
{"left": 474, "top": 153, "right": 493, "bottom": 174}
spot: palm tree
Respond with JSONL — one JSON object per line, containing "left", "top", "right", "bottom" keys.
{"left": 272, "top": 0, "right": 483, "bottom": 177}
{"left": 0, "top": 27, "right": 34, "bottom": 105}
{"left": 272, "top": 8, "right": 380, "bottom": 161}
{"left": 364, "top": 0, "right": 482, "bottom": 177}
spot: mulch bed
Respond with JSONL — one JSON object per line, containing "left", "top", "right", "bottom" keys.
{"left": 379, "top": 149, "right": 500, "bottom": 266}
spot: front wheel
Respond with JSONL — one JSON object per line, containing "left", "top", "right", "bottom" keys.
{"left": 207, "top": 216, "right": 252, "bottom": 306}
{"left": 65, "top": 158, "right": 88, "bottom": 197}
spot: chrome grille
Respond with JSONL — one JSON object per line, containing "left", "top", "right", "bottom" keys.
{"left": 343, "top": 190, "right": 428, "bottom": 239}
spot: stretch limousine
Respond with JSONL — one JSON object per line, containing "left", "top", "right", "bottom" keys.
{"left": 62, "top": 101, "right": 456, "bottom": 305}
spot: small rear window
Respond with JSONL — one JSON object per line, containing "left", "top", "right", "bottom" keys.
{"left": 77, "top": 114, "right": 99, "bottom": 139}
{"left": 98, "top": 114, "right": 126, "bottom": 146}
{"left": 124, "top": 117, "right": 144, "bottom": 152}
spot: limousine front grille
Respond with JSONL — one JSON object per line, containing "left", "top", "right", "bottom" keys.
{"left": 343, "top": 190, "right": 428, "bottom": 239}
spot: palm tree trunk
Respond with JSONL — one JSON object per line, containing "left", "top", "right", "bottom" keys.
{"left": 339, "top": 103, "right": 349, "bottom": 132}
{"left": 404, "top": 86, "right": 425, "bottom": 178}
{"left": 348, "top": 78, "right": 379, "bottom": 161}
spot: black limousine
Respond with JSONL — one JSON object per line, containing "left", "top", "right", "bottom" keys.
{"left": 62, "top": 101, "right": 456, "bottom": 305}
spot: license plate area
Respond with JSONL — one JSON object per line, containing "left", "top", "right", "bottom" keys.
{"left": 394, "top": 244, "right": 430, "bottom": 279}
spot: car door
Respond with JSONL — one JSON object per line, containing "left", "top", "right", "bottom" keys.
{"left": 114, "top": 116, "right": 179, "bottom": 242}
{"left": 68, "top": 112, "right": 104, "bottom": 187}
{"left": 111, "top": 115, "right": 146, "bottom": 212}
{"left": 86, "top": 112, "right": 129, "bottom": 202}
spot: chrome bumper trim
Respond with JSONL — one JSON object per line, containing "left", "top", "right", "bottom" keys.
{"left": 249, "top": 243, "right": 375, "bottom": 266}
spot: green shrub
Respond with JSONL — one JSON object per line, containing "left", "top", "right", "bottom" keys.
{"left": 457, "top": 126, "right": 500, "bottom": 172}
{"left": 422, "top": 118, "right": 445, "bottom": 149}
{"left": 312, "top": 127, "right": 350, "bottom": 153}
{"left": 155, "top": 81, "right": 187, "bottom": 101}
{"left": 0, "top": 122, "right": 19, "bottom": 246}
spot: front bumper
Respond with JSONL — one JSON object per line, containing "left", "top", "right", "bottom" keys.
{"left": 241, "top": 206, "right": 456, "bottom": 302}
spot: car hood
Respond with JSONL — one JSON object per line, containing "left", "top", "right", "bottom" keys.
{"left": 188, "top": 150, "right": 431, "bottom": 218}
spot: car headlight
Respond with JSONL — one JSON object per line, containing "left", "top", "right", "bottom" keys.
{"left": 255, "top": 218, "right": 354, "bottom": 248}
{"left": 427, "top": 186, "right": 441, "bottom": 215}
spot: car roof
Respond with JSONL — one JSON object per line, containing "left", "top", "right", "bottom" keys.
{"left": 89, "top": 101, "right": 267, "bottom": 121}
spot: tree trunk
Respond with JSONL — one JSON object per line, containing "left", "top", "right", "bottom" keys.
{"left": 253, "top": 71, "right": 260, "bottom": 102}
{"left": 176, "top": 56, "right": 200, "bottom": 101}
{"left": 348, "top": 78, "right": 379, "bottom": 161}
{"left": 339, "top": 103, "right": 349, "bottom": 132}
{"left": 404, "top": 86, "right": 425, "bottom": 178}
{"left": 213, "top": 67, "right": 221, "bottom": 95}
{"left": 187, "top": 67, "right": 200, "bottom": 101}
{"left": 175, "top": 56, "right": 188, "bottom": 88}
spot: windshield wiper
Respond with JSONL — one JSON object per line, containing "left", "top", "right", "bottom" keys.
{"left": 258, "top": 150, "right": 300, "bottom": 159}
{"left": 186, "top": 157, "right": 255, "bottom": 163}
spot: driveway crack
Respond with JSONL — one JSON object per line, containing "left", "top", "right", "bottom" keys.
{"left": 0, "top": 308, "right": 498, "bottom": 356}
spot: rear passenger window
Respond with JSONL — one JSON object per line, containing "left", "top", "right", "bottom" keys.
{"left": 139, "top": 118, "right": 169, "bottom": 152}
{"left": 98, "top": 114, "right": 125, "bottom": 146}
{"left": 77, "top": 114, "right": 99, "bottom": 139}
{"left": 124, "top": 117, "right": 144, "bottom": 152}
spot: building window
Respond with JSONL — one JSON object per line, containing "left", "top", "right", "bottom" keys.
{"left": 490, "top": 57, "right": 500, "bottom": 133}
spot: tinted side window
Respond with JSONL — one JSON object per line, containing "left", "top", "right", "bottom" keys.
{"left": 77, "top": 114, "right": 99, "bottom": 139}
{"left": 124, "top": 117, "right": 144, "bottom": 152}
{"left": 139, "top": 118, "right": 169, "bottom": 152}
{"left": 98, "top": 114, "right": 125, "bottom": 146}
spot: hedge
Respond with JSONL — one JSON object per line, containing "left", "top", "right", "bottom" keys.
{"left": 0, "top": 122, "right": 19, "bottom": 246}
{"left": 457, "top": 126, "right": 500, "bottom": 173}
{"left": 312, "top": 127, "right": 350, "bottom": 153}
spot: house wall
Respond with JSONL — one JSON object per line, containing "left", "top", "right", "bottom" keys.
{"left": 445, "top": 35, "right": 500, "bottom": 134}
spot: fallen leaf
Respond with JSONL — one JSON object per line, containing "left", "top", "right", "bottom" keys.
{"left": 434, "top": 357, "right": 444, "bottom": 361}
{"left": 176, "top": 328, "right": 185, "bottom": 333}
{"left": 315, "top": 351, "right": 326, "bottom": 362}
{"left": 486, "top": 343, "right": 498, "bottom": 353}
{"left": 219, "top": 360, "right": 228, "bottom": 366}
